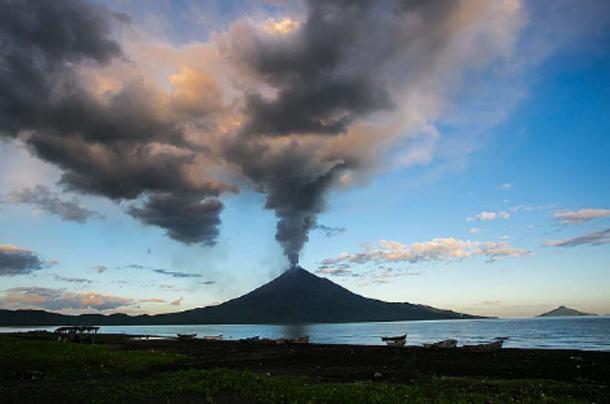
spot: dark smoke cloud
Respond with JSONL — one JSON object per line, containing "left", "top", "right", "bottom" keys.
{"left": 223, "top": 137, "right": 349, "bottom": 265}
{"left": 224, "top": 1, "right": 399, "bottom": 137}
{"left": 220, "top": 0, "right": 424, "bottom": 264}
{"left": 8, "top": 185, "right": 101, "bottom": 223}
{"left": 0, "top": 0, "right": 231, "bottom": 245}
{"left": 0, "top": 0, "right": 528, "bottom": 266}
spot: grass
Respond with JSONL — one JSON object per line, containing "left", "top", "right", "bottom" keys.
{"left": 0, "top": 334, "right": 181, "bottom": 379}
{"left": 0, "top": 335, "right": 606, "bottom": 403}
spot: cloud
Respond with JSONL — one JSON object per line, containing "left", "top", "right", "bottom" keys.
{"left": 152, "top": 269, "right": 203, "bottom": 278}
{"left": 128, "top": 193, "right": 224, "bottom": 245}
{"left": 316, "top": 266, "right": 351, "bottom": 276}
{"left": 468, "top": 210, "right": 510, "bottom": 221}
{"left": 0, "top": 287, "right": 134, "bottom": 311}
{"left": 313, "top": 224, "right": 346, "bottom": 238}
{"left": 553, "top": 209, "right": 610, "bottom": 225}
{"left": 199, "top": 281, "right": 216, "bottom": 285}
{"left": 92, "top": 265, "right": 108, "bottom": 273}
{"left": 53, "top": 275, "right": 93, "bottom": 284}
{"left": 139, "top": 297, "right": 167, "bottom": 303}
{"left": 0, "top": 0, "right": 232, "bottom": 246}
{"left": 545, "top": 228, "right": 610, "bottom": 248}
{"left": 170, "top": 296, "right": 183, "bottom": 306}
{"left": 124, "top": 264, "right": 145, "bottom": 270}
{"left": 469, "top": 227, "right": 481, "bottom": 234}
{"left": 321, "top": 237, "right": 530, "bottom": 269}
{"left": 0, "top": 244, "right": 55, "bottom": 276}
{"left": 7, "top": 185, "right": 102, "bottom": 223}
{"left": 497, "top": 183, "right": 513, "bottom": 190}
{"left": 0, "top": 0, "right": 530, "bottom": 262}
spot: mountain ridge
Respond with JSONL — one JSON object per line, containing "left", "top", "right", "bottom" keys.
{"left": 0, "top": 267, "right": 487, "bottom": 326}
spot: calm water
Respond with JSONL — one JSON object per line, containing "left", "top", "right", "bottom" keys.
{"left": 2, "top": 316, "right": 610, "bottom": 351}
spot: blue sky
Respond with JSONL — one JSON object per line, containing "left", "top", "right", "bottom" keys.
{"left": 0, "top": 0, "right": 609, "bottom": 317}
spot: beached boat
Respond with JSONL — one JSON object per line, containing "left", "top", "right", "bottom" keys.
{"left": 463, "top": 339, "right": 503, "bottom": 352}
{"left": 423, "top": 339, "right": 457, "bottom": 349}
{"left": 177, "top": 333, "right": 197, "bottom": 340}
{"left": 381, "top": 334, "right": 406, "bottom": 347}
{"left": 202, "top": 334, "right": 223, "bottom": 341}
{"left": 289, "top": 336, "right": 310, "bottom": 345}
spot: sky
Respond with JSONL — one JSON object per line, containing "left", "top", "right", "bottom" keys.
{"left": 0, "top": 0, "right": 609, "bottom": 318}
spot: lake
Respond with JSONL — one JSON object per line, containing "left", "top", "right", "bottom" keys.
{"left": 2, "top": 316, "right": 609, "bottom": 351}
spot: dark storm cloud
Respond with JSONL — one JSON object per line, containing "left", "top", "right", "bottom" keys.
{"left": 0, "top": 244, "right": 54, "bottom": 276}
{"left": 8, "top": 185, "right": 101, "bottom": 223}
{"left": 0, "top": 0, "right": 231, "bottom": 245}
{"left": 128, "top": 193, "right": 224, "bottom": 245}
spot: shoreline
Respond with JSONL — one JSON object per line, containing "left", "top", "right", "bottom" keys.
{"left": 9, "top": 331, "right": 610, "bottom": 382}
{"left": 2, "top": 332, "right": 610, "bottom": 402}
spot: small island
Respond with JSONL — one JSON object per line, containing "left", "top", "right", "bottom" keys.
{"left": 537, "top": 306, "right": 597, "bottom": 317}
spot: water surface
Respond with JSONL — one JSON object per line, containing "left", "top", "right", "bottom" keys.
{"left": 2, "top": 316, "right": 609, "bottom": 351}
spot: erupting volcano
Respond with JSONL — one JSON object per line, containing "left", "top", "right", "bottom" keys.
{"left": 0, "top": 267, "right": 483, "bottom": 326}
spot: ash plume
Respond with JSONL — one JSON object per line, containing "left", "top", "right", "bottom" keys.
{"left": 0, "top": 0, "right": 528, "bottom": 266}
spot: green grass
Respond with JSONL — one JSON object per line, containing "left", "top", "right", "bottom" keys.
{"left": 0, "top": 335, "right": 606, "bottom": 403}
{"left": 2, "top": 368, "right": 600, "bottom": 403}
{"left": 0, "top": 334, "right": 181, "bottom": 379}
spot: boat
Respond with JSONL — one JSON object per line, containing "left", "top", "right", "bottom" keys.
{"left": 239, "top": 336, "right": 260, "bottom": 342}
{"left": 463, "top": 339, "right": 503, "bottom": 352}
{"left": 381, "top": 334, "right": 406, "bottom": 347}
{"left": 177, "top": 333, "right": 197, "bottom": 340}
{"left": 423, "top": 339, "right": 457, "bottom": 349}
{"left": 202, "top": 334, "right": 223, "bottom": 341}
{"left": 289, "top": 336, "right": 310, "bottom": 345}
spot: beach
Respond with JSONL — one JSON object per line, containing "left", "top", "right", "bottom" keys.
{"left": 2, "top": 332, "right": 609, "bottom": 403}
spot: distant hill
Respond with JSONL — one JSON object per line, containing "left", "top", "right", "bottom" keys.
{"left": 0, "top": 267, "right": 485, "bottom": 326}
{"left": 537, "top": 306, "right": 597, "bottom": 317}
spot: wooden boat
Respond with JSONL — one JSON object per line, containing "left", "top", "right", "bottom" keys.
{"left": 289, "top": 336, "right": 310, "bottom": 345}
{"left": 381, "top": 334, "right": 406, "bottom": 347}
{"left": 202, "top": 334, "right": 223, "bottom": 341}
{"left": 177, "top": 333, "right": 197, "bottom": 340}
{"left": 463, "top": 339, "right": 503, "bottom": 352}
{"left": 423, "top": 339, "right": 457, "bottom": 349}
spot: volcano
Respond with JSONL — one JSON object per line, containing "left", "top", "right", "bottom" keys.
{"left": 160, "top": 266, "right": 481, "bottom": 323}
{"left": 0, "top": 267, "right": 483, "bottom": 326}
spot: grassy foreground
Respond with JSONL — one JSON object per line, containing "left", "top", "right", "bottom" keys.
{"left": 0, "top": 334, "right": 606, "bottom": 403}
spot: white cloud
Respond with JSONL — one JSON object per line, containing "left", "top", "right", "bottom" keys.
{"left": 467, "top": 210, "right": 510, "bottom": 221}
{"left": 469, "top": 227, "right": 481, "bottom": 234}
{"left": 321, "top": 237, "right": 530, "bottom": 270}
{"left": 498, "top": 182, "right": 513, "bottom": 190}
{"left": 553, "top": 209, "right": 610, "bottom": 225}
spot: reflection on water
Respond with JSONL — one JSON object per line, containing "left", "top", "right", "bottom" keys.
{"left": 281, "top": 324, "right": 309, "bottom": 339}
{"left": 2, "top": 316, "right": 609, "bottom": 351}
